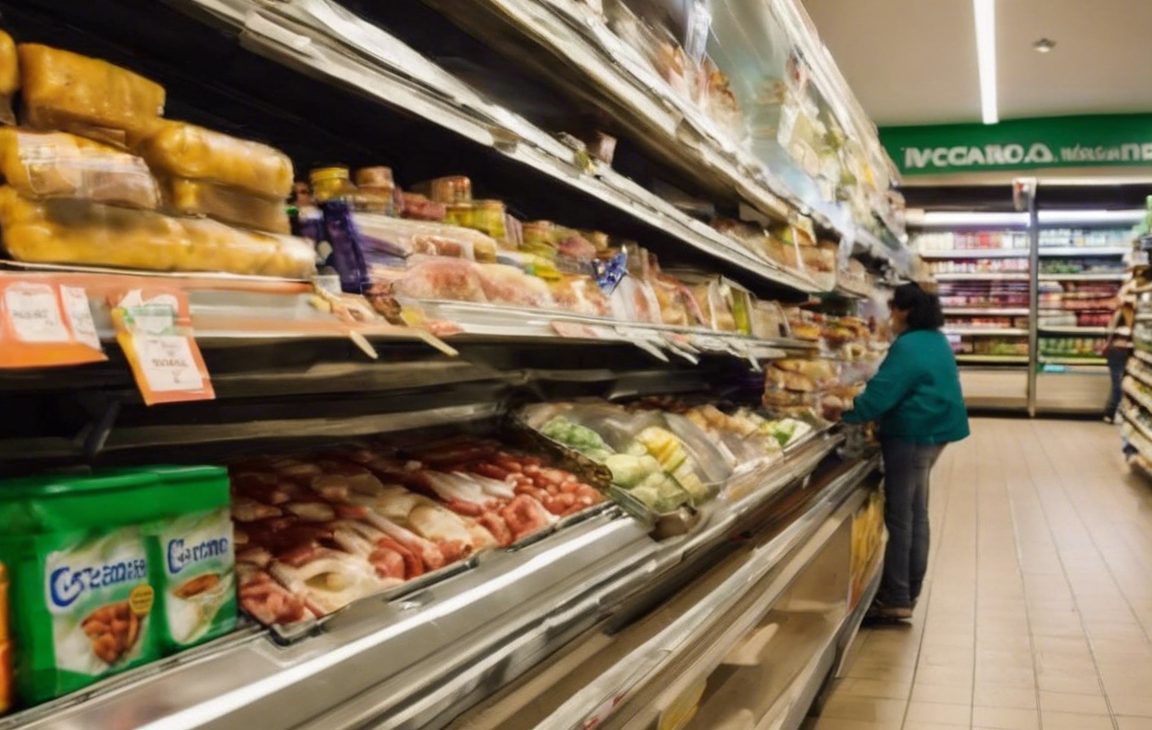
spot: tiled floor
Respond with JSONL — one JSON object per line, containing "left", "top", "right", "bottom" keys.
{"left": 808, "top": 417, "right": 1152, "bottom": 730}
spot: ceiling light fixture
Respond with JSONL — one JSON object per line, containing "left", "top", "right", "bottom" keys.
{"left": 973, "top": 0, "right": 998, "bottom": 124}
{"left": 1033, "top": 38, "right": 1056, "bottom": 53}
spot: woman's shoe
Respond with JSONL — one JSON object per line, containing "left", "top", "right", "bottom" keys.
{"left": 865, "top": 600, "right": 913, "bottom": 621}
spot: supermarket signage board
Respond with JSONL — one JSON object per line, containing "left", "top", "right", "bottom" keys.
{"left": 880, "top": 114, "right": 1152, "bottom": 175}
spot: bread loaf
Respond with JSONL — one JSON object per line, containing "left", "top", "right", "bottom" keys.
{"left": 161, "top": 177, "right": 289, "bottom": 234}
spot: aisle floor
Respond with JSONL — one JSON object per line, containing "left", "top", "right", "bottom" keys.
{"left": 808, "top": 417, "right": 1152, "bottom": 730}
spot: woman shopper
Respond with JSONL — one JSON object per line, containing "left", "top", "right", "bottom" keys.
{"left": 1103, "top": 282, "right": 1135, "bottom": 423}
{"left": 843, "top": 283, "right": 969, "bottom": 620}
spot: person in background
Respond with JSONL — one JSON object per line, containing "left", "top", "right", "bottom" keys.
{"left": 842, "top": 283, "right": 970, "bottom": 621}
{"left": 1103, "top": 281, "right": 1135, "bottom": 423}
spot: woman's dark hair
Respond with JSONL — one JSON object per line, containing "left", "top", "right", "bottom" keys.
{"left": 890, "top": 283, "right": 945, "bottom": 331}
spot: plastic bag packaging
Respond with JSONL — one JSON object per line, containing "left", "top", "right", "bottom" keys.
{"left": 0, "top": 186, "right": 315, "bottom": 278}
{"left": 19, "top": 44, "right": 164, "bottom": 147}
{"left": 161, "top": 178, "right": 288, "bottom": 234}
{"left": 750, "top": 300, "right": 787, "bottom": 339}
{"left": 377, "top": 256, "right": 488, "bottom": 303}
{"left": 614, "top": 275, "right": 662, "bottom": 324}
{"left": 0, "top": 31, "right": 18, "bottom": 126}
{"left": 131, "top": 120, "right": 292, "bottom": 199}
{"left": 475, "top": 262, "right": 555, "bottom": 308}
{"left": 719, "top": 278, "right": 752, "bottom": 334}
{"left": 550, "top": 275, "right": 611, "bottom": 316}
{"left": 398, "top": 192, "right": 446, "bottom": 222}
{"left": 0, "top": 128, "right": 159, "bottom": 209}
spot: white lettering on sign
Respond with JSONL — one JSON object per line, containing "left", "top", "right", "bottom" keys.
{"left": 136, "top": 335, "right": 203, "bottom": 392}
{"left": 5, "top": 282, "right": 70, "bottom": 343}
{"left": 60, "top": 285, "right": 101, "bottom": 351}
{"left": 904, "top": 140, "right": 1152, "bottom": 170}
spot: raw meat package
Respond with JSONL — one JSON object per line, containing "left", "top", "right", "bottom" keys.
{"left": 161, "top": 177, "right": 289, "bottom": 234}
{"left": 0, "top": 128, "right": 159, "bottom": 209}
{"left": 0, "top": 466, "right": 229, "bottom": 707}
{"left": 131, "top": 120, "right": 292, "bottom": 199}
{"left": 18, "top": 44, "right": 165, "bottom": 146}
{"left": 374, "top": 256, "right": 488, "bottom": 303}
{"left": 550, "top": 275, "right": 611, "bottom": 316}
{"left": 228, "top": 437, "right": 606, "bottom": 626}
{"left": 142, "top": 467, "right": 236, "bottom": 654}
{"left": 0, "top": 31, "right": 17, "bottom": 126}
{"left": 475, "top": 262, "right": 555, "bottom": 308}
{"left": 0, "top": 186, "right": 316, "bottom": 278}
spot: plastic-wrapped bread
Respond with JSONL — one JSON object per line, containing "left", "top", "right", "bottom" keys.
{"left": 18, "top": 44, "right": 164, "bottom": 146}
{"left": 0, "top": 186, "right": 315, "bottom": 278}
{"left": 0, "top": 128, "right": 159, "bottom": 208}
{"left": 0, "top": 31, "right": 17, "bottom": 125}
{"left": 161, "top": 177, "right": 289, "bottom": 233}
{"left": 133, "top": 120, "right": 293, "bottom": 199}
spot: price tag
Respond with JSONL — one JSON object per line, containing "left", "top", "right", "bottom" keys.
{"left": 60, "top": 285, "right": 101, "bottom": 350}
{"left": 661, "top": 333, "right": 700, "bottom": 364}
{"left": 616, "top": 326, "right": 669, "bottom": 362}
{"left": 551, "top": 321, "right": 602, "bottom": 339}
{"left": 111, "top": 288, "right": 214, "bottom": 405}
{"left": 5, "top": 281, "right": 69, "bottom": 343}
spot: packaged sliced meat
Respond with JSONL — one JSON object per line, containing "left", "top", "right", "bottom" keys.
{"left": 19, "top": 44, "right": 164, "bottom": 147}
{"left": 0, "top": 32, "right": 18, "bottom": 126}
{"left": 550, "top": 275, "right": 611, "bottom": 316}
{"left": 378, "top": 256, "right": 489, "bottom": 303}
{"left": 131, "top": 120, "right": 292, "bottom": 199}
{"left": 614, "top": 275, "right": 662, "bottom": 324}
{"left": 399, "top": 192, "right": 446, "bottom": 222}
{"left": 474, "top": 262, "right": 555, "bottom": 308}
{"left": 0, "top": 186, "right": 316, "bottom": 278}
{"left": 0, "top": 128, "right": 159, "bottom": 209}
{"left": 161, "top": 177, "right": 288, "bottom": 234}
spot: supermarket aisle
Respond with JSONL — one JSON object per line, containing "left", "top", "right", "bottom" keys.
{"left": 809, "top": 417, "right": 1152, "bottom": 730}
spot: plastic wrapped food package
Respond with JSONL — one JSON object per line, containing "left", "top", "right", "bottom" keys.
{"left": 348, "top": 213, "right": 495, "bottom": 261}
{"left": 475, "top": 262, "right": 555, "bottom": 308}
{"left": 132, "top": 120, "right": 291, "bottom": 199}
{"left": 751, "top": 300, "right": 787, "bottom": 339}
{"left": 0, "top": 31, "right": 18, "bottom": 126}
{"left": 614, "top": 275, "right": 662, "bottom": 324}
{"left": 0, "top": 128, "right": 159, "bottom": 209}
{"left": 375, "top": 256, "right": 489, "bottom": 303}
{"left": 0, "top": 186, "right": 316, "bottom": 278}
{"left": 398, "top": 192, "right": 446, "bottom": 222}
{"left": 19, "top": 44, "right": 165, "bottom": 146}
{"left": 550, "top": 275, "right": 611, "bottom": 316}
{"left": 161, "top": 177, "right": 288, "bottom": 234}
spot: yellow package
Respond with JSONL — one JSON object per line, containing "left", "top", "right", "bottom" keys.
{"left": 133, "top": 120, "right": 292, "bottom": 199}
{"left": 0, "top": 186, "right": 315, "bottom": 278}
{"left": 162, "top": 177, "right": 288, "bottom": 234}
{"left": 0, "top": 128, "right": 159, "bottom": 209}
{"left": 19, "top": 44, "right": 165, "bottom": 146}
{"left": 0, "top": 31, "right": 18, "bottom": 126}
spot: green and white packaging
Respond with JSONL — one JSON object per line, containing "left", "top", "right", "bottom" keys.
{"left": 149, "top": 506, "right": 236, "bottom": 652}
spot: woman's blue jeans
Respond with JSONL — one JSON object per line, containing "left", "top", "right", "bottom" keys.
{"left": 878, "top": 438, "right": 945, "bottom": 608}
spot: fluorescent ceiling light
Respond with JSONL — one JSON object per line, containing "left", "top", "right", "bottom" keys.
{"left": 973, "top": 0, "right": 998, "bottom": 124}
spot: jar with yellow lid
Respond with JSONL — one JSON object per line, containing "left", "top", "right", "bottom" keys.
{"left": 310, "top": 166, "right": 358, "bottom": 204}
{"left": 354, "top": 166, "right": 395, "bottom": 215}
{"left": 472, "top": 200, "right": 507, "bottom": 241}
{"left": 445, "top": 202, "right": 474, "bottom": 229}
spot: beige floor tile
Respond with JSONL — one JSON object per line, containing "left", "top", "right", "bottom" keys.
{"left": 843, "top": 661, "right": 917, "bottom": 684}
{"left": 914, "top": 665, "right": 974, "bottom": 688}
{"left": 902, "top": 723, "right": 969, "bottom": 730}
{"left": 1037, "top": 691, "right": 1109, "bottom": 715}
{"left": 904, "top": 701, "right": 972, "bottom": 726}
{"left": 972, "top": 684, "right": 1037, "bottom": 710}
{"left": 819, "top": 696, "right": 906, "bottom": 722}
{"left": 834, "top": 678, "right": 912, "bottom": 700}
{"left": 909, "top": 682, "right": 969, "bottom": 706}
{"left": 809, "top": 717, "right": 900, "bottom": 730}
{"left": 971, "top": 706, "right": 1040, "bottom": 730}
{"left": 1110, "top": 694, "right": 1152, "bottom": 718}
{"left": 1041, "top": 711, "right": 1114, "bottom": 730}
{"left": 1117, "top": 718, "right": 1152, "bottom": 730}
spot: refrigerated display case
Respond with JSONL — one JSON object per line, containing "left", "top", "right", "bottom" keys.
{"left": 0, "top": 1, "right": 906, "bottom": 729}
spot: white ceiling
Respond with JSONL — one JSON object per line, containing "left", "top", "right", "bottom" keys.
{"left": 800, "top": 0, "right": 1152, "bottom": 126}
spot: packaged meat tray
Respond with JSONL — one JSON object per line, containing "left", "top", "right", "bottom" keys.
{"left": 0, "top": 128, "right": 160, "bottom": 209}
{"left": 161, "top": 177, "right": 289, "bottom": 234}
{"left": 0, "top": 465, "right": 233, "bottom": 708}
{"left": 0, "top": 186, "right": 316, "bottom": 278}
{"left": 229, "top": 434, "right": 608, "bottom": 631}
{"left": 19, "top": 44, "right": 165, "bottom": 146}
{"left": 0, "top": 31, "right": 18, "bottom": 126}
{"left": 132, "top": 120, "right": 292, "bottom": 199}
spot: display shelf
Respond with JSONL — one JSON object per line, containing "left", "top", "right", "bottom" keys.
{"left": 6, "top": 436, "right": 858, "bottom": 730}
{"left": 1122, "top": 377, "right": 1152, "bottom": 415}
{"left": 955, "top": 354, "right": 1030, "bottom": 365}
{"left": 1039, "top": 357, "right": 1107, "bottom": 367}
{"left": 943, "top": 307, "right": 1031, "bottom": 316}
{"left": 944, "top": 328, "right": 1029, "bottom": 337}
{"left": 933, "top": 272, "right": 1030, "bottom": 281}
{"left": 1037, "top": 246, "right": 1130, "bottom": 257}
{"left": 1038, "top": 325, "right": 1109, "bottom": 336}
{"left": 148, "top": 0, "right": 817, "bottom": 296}
{"left": 1135, "top": 349, "right": 1152, "bottom": 367}
{"left": 1038, "top": 272, "right": 1127, "bottom": 281}
{"left": 1121, "top": 413, "right": 1152, "bottom": 464}
{"left": 917, "top": 249, "right": 1030, "bottom": 260}
{"left": 1127, "top": 362, "right": 1152, "bottom": 392}
{"left": 412, "top": 0, "right": 913, "bottom": 275}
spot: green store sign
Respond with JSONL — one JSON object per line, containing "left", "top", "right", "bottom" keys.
{"left": 880, "top": 114, "right": 1152, "bottom": 175}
